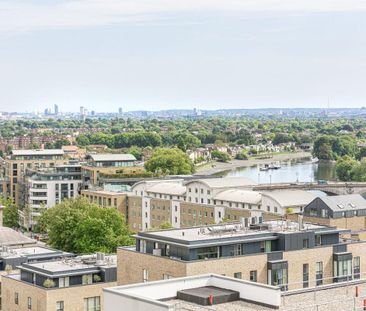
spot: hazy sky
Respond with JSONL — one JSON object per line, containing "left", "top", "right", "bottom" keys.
{"left": 1, "top": 0, "right": 366, "bottom": 112}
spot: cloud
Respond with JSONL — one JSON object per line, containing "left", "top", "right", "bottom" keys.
{"left": 1, "top": 0, "right": 366, "bottom": 33}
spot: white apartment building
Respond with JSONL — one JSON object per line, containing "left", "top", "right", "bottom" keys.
{"left": 20, "top": 163, "right": 82, "bottom": 229}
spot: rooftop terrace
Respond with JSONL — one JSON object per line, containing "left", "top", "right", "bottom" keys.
{"left": 136, "top": 220, "right": 339, "bottom": 243}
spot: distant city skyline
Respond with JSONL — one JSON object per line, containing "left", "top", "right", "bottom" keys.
{"left": 1, "top": 0, "right": 366, "bottom": 112}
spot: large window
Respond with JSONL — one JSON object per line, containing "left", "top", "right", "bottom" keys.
{"left": 82, "top": 274, "right": 93, "bottom": 285}
{"left": 260, "top": 241, "right": 272, "bottom": 253}
{"left": 59, "top": 277, "right": 69, "bottom": 288}
{"left": 316, "top": 261, "right": 323, "bottom": 286}
{"left": 334, "top": 257, "right": 352, "bottom": 281}
{"left": 197, "top": 247, "right": 219, "bottom": 259}
{"left": 354, "top": 257, "right": 360, "bottom": 280}
{"left": 143, "top": 269, "right": 149, "bottom": 283}
{"left": 84, "top": 297, "right": 100, "bottom": 311}
{"left": 303, "top": 264, "right": 309, "bottom": 288}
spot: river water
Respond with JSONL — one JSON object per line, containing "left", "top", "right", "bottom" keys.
{"left": 219, "top": 158, "right": 337, "bottom": 184}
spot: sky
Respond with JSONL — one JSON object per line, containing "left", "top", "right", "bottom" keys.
{"left": 1, "top": 0, "right": 366, "bottom": 113}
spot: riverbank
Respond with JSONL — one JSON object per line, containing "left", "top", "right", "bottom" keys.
{"left": 194, "top": 151, "right": 312, "bottom": 176}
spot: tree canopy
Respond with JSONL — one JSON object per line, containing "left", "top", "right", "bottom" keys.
{"left": 37, "top": 197, "right": 133, "bottom": 254}
{"left": 1, "top": 197, "right": 19, "bottom": 228}
{"left": 144, "top": 148, "right": 194, "bottom": 175}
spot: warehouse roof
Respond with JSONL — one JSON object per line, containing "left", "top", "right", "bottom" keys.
{"left": 88, "top": 154, "right": 136, "bottom": 162}
{"left": 214, "top": 189, "right": 261, "bottom": 205}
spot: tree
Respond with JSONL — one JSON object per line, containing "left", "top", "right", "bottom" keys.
{"left": 211, "top": 150, "right": 231, "bottom": 162}
{"left": 1, "top": 197, "right": 19, "bottom": 228}
{"left": 144, "top": 148, "right": 194, "bottom": 175}
{"left": 37, "top": 197, "right": 133, "bottom": 254}
{"left": 76, "top": 134, "right": 90, "bottom": 147}
{"left": 335, "top": 156, "right": 358, "bottom": 181}
{"left": 235, "top": 150, "right": 249, "bottom": 160}
{"left": 159, "top": 222, "right": 173, "bottom": 229}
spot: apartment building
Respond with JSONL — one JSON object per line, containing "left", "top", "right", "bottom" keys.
{"left": 5, "top": 149, "right": 67, "bottom": 205}
{"left": 19, "top": 162, "right": 82, "bottom": 229}
{"left": 2, "top": 253, "right": 117, "bottom": 311}
{"left": 127, "top": 178, "right": 265, "bottom": 231}
{"left": 117, "top": 220, "right": 365, "bottom": 291}
{"left": 0, "top": 227, "right": 72, "bottom": 310}
{"left": 184, "top": 177, "right": 256, "bottom": 205}
{"left": 302, "top": 194, "right": 366, "bottom": 230}
{"left": 82, "top": 153, "right": 137, "bottom": 186}
{"left": 81, "top": 189, "right": 128, "bottom": 216}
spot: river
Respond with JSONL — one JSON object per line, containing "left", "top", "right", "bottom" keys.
{"left": 218, "top": 158, "right": 337, "bottom": 184}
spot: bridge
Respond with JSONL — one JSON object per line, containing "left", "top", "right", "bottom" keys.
{"left": 253, "top": 182, "right": 366, "bottom": 196}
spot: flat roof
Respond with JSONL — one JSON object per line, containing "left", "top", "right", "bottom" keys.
{"left": 20, "top": 255, "right": 117, "bottom": 276}
{"left": 82, "top": 189, "right": 127, "bottom": 196}
{"left": 0, "top": 227, "right": 36, "bottom": 246}
{"left": 135, "top": 221, "right": 332, "bottom": 245}
{"left": 88, "top": 154, "right": 136, "bottom": 162}
{"left": 0, "top": 246, "right": 71, "bottom": 259}
{"left": 11, "top": 149, "right": 64, "bottom": 156}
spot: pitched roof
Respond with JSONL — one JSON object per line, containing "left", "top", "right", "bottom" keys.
{"left": 214, "top": 189, "right": 261, "bottom": 205}
{"left": 146, "top": 182, "right": 186, "bottom": 196}
{"left": 318, "top": 194, "right": 366, "bottom": 211}
{"left": 262, "top": 190, "right": 318, "bottom": 207}
{"left": 88, "top": 154, "right": 136, "bottom": 162}
{"left": 185, "top": 177, "right": 256, "bottom": 188}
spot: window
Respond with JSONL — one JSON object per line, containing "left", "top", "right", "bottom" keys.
{"left": 234, "top": 244, "right": 242, "bottom": 256}
{"left": 315, "top": 235, "right": 322, "bottom": 246}
{"left": 250, "top": 270, "right": 257, "bottom": 282}
{"left": 143, "top": 269, "right": 149, "bottom": 282}
{"left": 201, "top": 189, "right": 203, "bottom": 194}
{"left": 28, "top": 297, "right": 32, "bottom": 309}
{"left": 56, "top": 301, "right": 64, "bottom": 311}
{"left": 316, "top": 261, "right": 323, "bottom": 286}
{"left": 84, "top": 296, "right": 100, "bottom": 311}
{"left": 234, "top": 272, "right": 242, "bottom": 279}
{"left": 260, "top": 241, "right": 272, "bottom": 253}
{"left": 303, "top": 264, "right": 309, "bottom": 288}
{"left": 354, "top": 257, "right": 360, "bottom": 279}
{"left": 15, "top": 292, "right": 19, "bottom": 304}
{"left": 274, "top": 207, "right": 278, "bottom": 213}
{"left": 303, "top": 239, "right": 309, "bottom": 249}
{"left": 163, "top": 274, "right": 172, "bottom": 280}
{"left": 59, "top": 277, "right": 69, "bottom": 288}
{"left": 82, "top": 274, "right": 93, "bottom": 285}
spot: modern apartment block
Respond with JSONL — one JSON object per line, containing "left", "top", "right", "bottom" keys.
{"left": 0, "top": 228, "right": 72, "bottom": 310}
{"left": 18, "top": 162, "right": 82, "bottom": 229}
{"left": 301, "top": 194, "right": 366, "bottom": 230}
{"left": 82, "top": 153, "right": 137, "bottom": 186}
{"left": 4, "top": 149, "right": 67, "bottom": 205}
{"left": 2, "top": 253, "right": 117, "bottom": 311}
{"left": 117, "top": 220, "right": 365, "bottom": 290}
